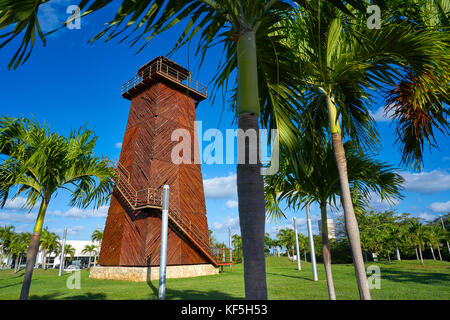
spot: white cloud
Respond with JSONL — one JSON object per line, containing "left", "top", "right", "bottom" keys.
{"left": 212, "top": 216, "right": 239, "bottom": 233}
{"left": 114, "top": 142, "right": 123, "bottom": 149}
{"left": 417, "top": 212, "right": 436, "bottom": 222}
{"left": 203, "top": 173, "right": 237, "bottom": 200}
{"left": 51, "top": 225, "right": 86, "bottom": 236}
{"left": 402, "top": 170, "right": 450, "bottom": 194}
{"left": 428, "top": 201, "right": 450, "bottom": 213}
{"left": 38, "top": 0, "right": 74, "bottom": 33}
{"left": 3, "top": 197, "right": 28, "bottom": 210}
{"left": 0, "top": 211, "right": 37, "bottom": 223}
{"left": 226, "top": 200, "right": 238, "bottom": 208}
{"left": 367, "top": 192, "right": 400, "bottom": 210}
{"left": 370, "top": 106, "right": 394, "bottom": 122}
{"left": 49, "top": 205, "right": 109, "bottom": 219}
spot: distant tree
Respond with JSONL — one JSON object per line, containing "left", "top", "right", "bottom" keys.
{"left": 39, "top": 227, "right": 60, "bottom": 270}
{"left": 297, "top": 234, "right": 308, "bottom": 262}
{"left": 91, "top": 229, "right": 104, "bottom": 266}
{"left": 409, "top": 220, "right": 427, "bottom": 265}
{"left": 81, "top": 244, "right": 98, "bottom": 268}
{"left": 277, "top": 228, "right": 296, "bottom": 259}
{"left": 426, "top": 226, "right": 445, "bottom": 261}
{"left": 63, "top": 244, "right": 76, "bottom": 264}
{"left": 0, "top": 116, "right": 115, "bottom": 299}
{"left": 0, "top": 225, "right": 15, "bottom": 268}
{"left": 10, "top": 232, "right": 31, "bottom": 273}
{"left": 264, "top": 233, "right": 272, "bottom": 256}
{"left": 209, "top": 229, "right": 217, "bottom": 248}
{"left": 232, "top": 234, "right": 242, "bottom": 263}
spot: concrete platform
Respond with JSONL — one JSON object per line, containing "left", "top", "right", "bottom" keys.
{"left": 89, "top": 264, "right": 218, "bottom": 282}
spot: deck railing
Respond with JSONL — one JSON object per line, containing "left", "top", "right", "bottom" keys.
{"left": 112, "top": 162, "right": 231, "bottom": 266}
{"left": 121, "top": 58, "right": 207, "bottom": 97}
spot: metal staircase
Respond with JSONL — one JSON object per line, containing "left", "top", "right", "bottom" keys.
{"left": 113, "top": 162, "right": 232, "bottom": 268}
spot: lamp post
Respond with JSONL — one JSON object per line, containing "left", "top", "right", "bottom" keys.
{"left": 306, "top": 204, "right": 318, "bottom": 281}
{"left": 293, "top": 217, "right": 301, "bottom": 271}
{"left": 158, "top": 185, "right": 170, "bottom": 300}
{"left": 58, "top": 228, "right": 67, "bottom": 277}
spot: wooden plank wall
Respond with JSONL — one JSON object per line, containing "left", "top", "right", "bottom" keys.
{"left": 99, "top": 79, "right": 211, "bottom": 267}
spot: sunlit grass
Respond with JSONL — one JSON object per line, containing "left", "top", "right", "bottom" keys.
{"left": 0, "top": 257, "right": 448, "bottom": 300}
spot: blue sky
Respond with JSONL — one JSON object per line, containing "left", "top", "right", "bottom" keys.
{"left": 0, "top": 1, "right": 449, "bottom": 245}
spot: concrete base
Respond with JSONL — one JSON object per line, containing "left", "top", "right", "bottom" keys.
{"left": 89, "top": 264, "right": 218, "bottom": 282}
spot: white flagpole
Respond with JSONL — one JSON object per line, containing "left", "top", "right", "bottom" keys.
{"left": 158, "top": 185, "right": 170, "bottom": 300}
{"left": 306, "top": 204, "right": 318, "bottom": 281}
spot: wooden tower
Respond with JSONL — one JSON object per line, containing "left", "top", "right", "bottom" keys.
{"left": 98, "top": 56, "right": 224, "bottom": 268}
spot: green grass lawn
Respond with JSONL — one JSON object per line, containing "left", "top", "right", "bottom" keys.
{"left": 0, "top": 257, "right": 449, "bottom": 300}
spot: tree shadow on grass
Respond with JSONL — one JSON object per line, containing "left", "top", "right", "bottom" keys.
{"left": 379, "top": 268, "right": 450, "bottom": 285}
{"left": 0, "top": 282, "right": 21, "bottom": 289}
{"left": 145, "top": 264, "right": 241, "bottom": 300}
{"left": 266, "top": 272, "right": 316, "bottom": 282}
{"left": 29, "top": 292, "right": 107, "bottom": 300}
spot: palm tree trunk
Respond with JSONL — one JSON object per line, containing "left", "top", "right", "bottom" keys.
{"left": 437, "top": 245, "right": 442, "bottom": 261}
{"left": 320, "top": 203, "right": 336, "bottom": 300}
{"left": 43, "top": 250, "right": 47, "bottom": 270}
{"left": 418, "top": 245, "right": 424, "bottom": 265}
{"left": 14, "top": 256, "right": 19, "bottom": 273}
{"left": 396, "top": 245, "right": 401, "bottom": 261}
{"left": 0, "top": 245, "right": 3, "bottom": 269}
{"left": 415, "top": 246, "right": 419, "bottom": 260}
{"left": 20, "top": 198, "right": 48, "bottom": 300}
{"left": 236, "top": 31, "right": 267, "bottom": 300}
{"left": 430, "top": 244, "right": 436, "bottom": 260}
{"left": 327, "top": 94, "right": 370, "bottom": 300}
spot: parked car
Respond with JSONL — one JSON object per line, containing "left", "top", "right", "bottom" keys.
{"left": 64, "top": 265, "right": 80, "bottom": 271}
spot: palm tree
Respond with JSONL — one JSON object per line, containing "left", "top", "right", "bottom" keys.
{"left": 10, "top": 232, "right": 31, "bottom": 273}
{"left": 0, "top": 116, "right": 115, "bottom": 300}
{"left": 277, "top": 228, "right": 296, "bottom": 259}
{"left": 426, "top": 226, "right": 445, "bottom": 261}
{"left": 266, "top": 137, "right": 403, "bottom": 299}
{"left": 91, "top": 229, "right": 103, "bottom": 266}
{"left": 263, "top": 233, "right": 272, "bottom": 256}
{"left": 0, "top": 0, "right": 374, "bottom": 300}
{"left": 409, "top": 220, "right": 427, "bottom": 264}
{"left": 81, "top": 244, "right": 97, "bottom": 268}
{"left": 276, "top": 0, "right": 448, "bottom": 299}
{"left": 297, "top": 234, "right": 308, "bottom": 262}
{"left": 63, "top": 244, "right": 76, "bottom": 265}
{"left": 232, "top": 234, "right": 243, "bottom": 263}
{"left": 39, "top": 227, "right": 60, "bottom": 270}
{"left": 0, "top": 225, "right": 15, "bottom": 268}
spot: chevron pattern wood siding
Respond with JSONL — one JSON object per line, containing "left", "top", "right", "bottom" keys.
{"left": 99, "top": 58, "right": 211, "bottom": 267}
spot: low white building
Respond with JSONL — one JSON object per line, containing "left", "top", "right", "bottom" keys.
{"left": 39, "top": 240, "right": 99, "bottom": 268}
{"left": 1, "top": 240, "right": 99, "bottom": 269}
